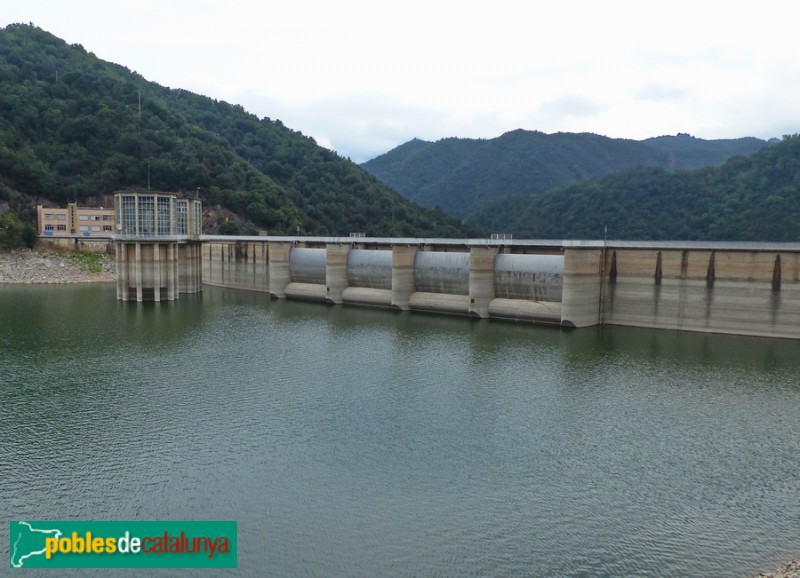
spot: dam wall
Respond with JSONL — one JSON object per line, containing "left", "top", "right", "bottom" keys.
{"left": 203, "top": 237, "right": 571, "bottom": 326}
{"left": 201, "top": 237, "right": 800, "bottom": 339}
{"left": 203, "top": 240, "right": 270, "bottom": 292}
{"left": 601, "top": 244, "right": 800, "bottom": 339}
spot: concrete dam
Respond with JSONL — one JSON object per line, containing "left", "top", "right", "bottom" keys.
{"left": 112, "top": 192, "right": 800, "bottom": 339}
{"left": 201, "top": 237, "right": 800, "bottom": 340}
{"left": 205, "top": 239, "right": 570, "bottom": 324}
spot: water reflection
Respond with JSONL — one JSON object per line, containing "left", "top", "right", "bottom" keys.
{"left": 1, "top": 284, "right": 798, "bottom": 577}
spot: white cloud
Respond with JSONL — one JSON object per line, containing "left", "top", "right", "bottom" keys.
{"left": 5, "top": 1, "right": 800, "bottom": 160}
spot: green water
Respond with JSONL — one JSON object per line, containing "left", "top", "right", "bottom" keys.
{"left": 1, "top": 284, "right": 798, "bottom": 576}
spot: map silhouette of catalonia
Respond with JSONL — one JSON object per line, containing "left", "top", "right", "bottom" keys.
{"left": 9, "top": 521, "right": 62, "bottom": 568}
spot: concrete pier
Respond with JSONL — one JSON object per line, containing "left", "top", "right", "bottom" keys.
{"left": 561, "top": 247, "right": 603, "bottom": 328}
{"left": 468, "top": 246, "right": 498, "bottom": 318}
{"left": 325, "top": 244, "right": 350, "bottom": 304}
{"left": 391, "top": 245, "right": 417, "bottom": 310}
{"left": 267, "top": 242, "right": 291, "bottom": 299}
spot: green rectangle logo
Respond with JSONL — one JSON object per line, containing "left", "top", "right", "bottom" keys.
{"left": 10, "top": 521, "right": 237, "bottom": 569}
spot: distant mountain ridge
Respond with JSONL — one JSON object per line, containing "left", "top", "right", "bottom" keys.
{"left": 642, "top": 133, "right": 776, "bottom": 169}
{"left": 468, "top": 134, "right": 800, "bottom": 241}
{"left": 361, "top": 130, "right": 770, "bottom": 218}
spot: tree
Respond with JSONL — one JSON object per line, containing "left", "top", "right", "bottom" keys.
{"left": 0, "top": 212, "right": 37, "bottom": 249}
{"left": 218, "top": 220, "right": 239, "bottom": 235}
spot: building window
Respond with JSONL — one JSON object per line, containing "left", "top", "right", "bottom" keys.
{"left": 121, "top": 195, "right": 136, "bottom": 233}
{"left": 91, "top": 226, "right": 101, "bottom": 232}
{"left": 138, "top": 196, "right": 155, "bottom": 235}
{"left": 79, "top": 215, "right": 89, "bottom": 221}
{"left": 176, "top": 201, "right": 187, "bottom": 235}
{"left": 157, "top": 196, "right": 171, "bottom": 235}
{"left": 57, "top": 224, "right": 66, "bottom": 231}
{"left": 103, "top": 225, "right": 112, "bottom": 232}
{"left": 56, "top": 214, "right": 66, "bottom": 220}
{"left": 103, "top": 215, "right": 111, "bottom": 221}
{"left": 79, "top": 225, "right": 89, "bottom": 231}
{"left": 45, "top": 214, "right": 54, "bottom": 220}
{"left": 45, "top": 224, "right": 54, "bottom": 231}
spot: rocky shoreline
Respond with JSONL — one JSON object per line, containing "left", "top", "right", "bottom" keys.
{"left": 758, "top": 558, "right": 800, "bottom": 578}
{"left": 0, "top": 247, "right": 116, "bottom": 284}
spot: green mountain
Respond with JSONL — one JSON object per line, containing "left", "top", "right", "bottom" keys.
{"left": 361, "top": 130, "right": 769, "bottom": 218}
{"left": 468, "top": 135, "right": 800, "bottom": 241}
{"left": 0, "top": 23, "right": 476, "bottom": 240}
{"left": 643, "top": 133, "right": 775, "bottom": 170}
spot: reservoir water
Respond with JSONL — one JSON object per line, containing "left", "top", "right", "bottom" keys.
{"left": 1, "top": 283, "right": 798, "bottom": 577}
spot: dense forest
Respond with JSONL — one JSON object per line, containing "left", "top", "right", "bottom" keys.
{"left": 1, "top": 24, "right": 796, "bottom": 247}
{"left": 469, "top": 134, "right": 800, "bottom": 241}
{"left": 362, "top": 130, "right": 769, "bottom": 218}
{"left": 0, "top": 23, "right": 476, "bottom": 246}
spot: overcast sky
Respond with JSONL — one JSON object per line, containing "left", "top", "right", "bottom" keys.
{"left": 5, "top": 1, "right": 800, "bottom": 162}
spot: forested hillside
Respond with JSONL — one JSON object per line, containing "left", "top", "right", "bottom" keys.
{"left": 469, "top": 135, "right": 800, "bottom": 241}
{"left": 0, "top": 24, "right": 475, "bottom": 241}
{"left": 362, "top": 130, "right": 768, "bottom": 218}
{"left": 643, "top": 133, "right": 773, "bottom": 170}
{"left": 2, "top": 24, "right": 792, "bottom": 246}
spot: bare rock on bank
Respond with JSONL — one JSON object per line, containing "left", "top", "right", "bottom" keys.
{"left": 758, "top": 558, "right": 800, "bottom": 578}
{"left": 0, "top": 247, "right": 116, "bottom": 284}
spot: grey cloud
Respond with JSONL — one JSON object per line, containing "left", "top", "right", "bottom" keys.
{"left": 540, "top": 95, "right": 601, "bottom": 118}
{"left": 636, "top": 84, "right": 689, "bottom": 101}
